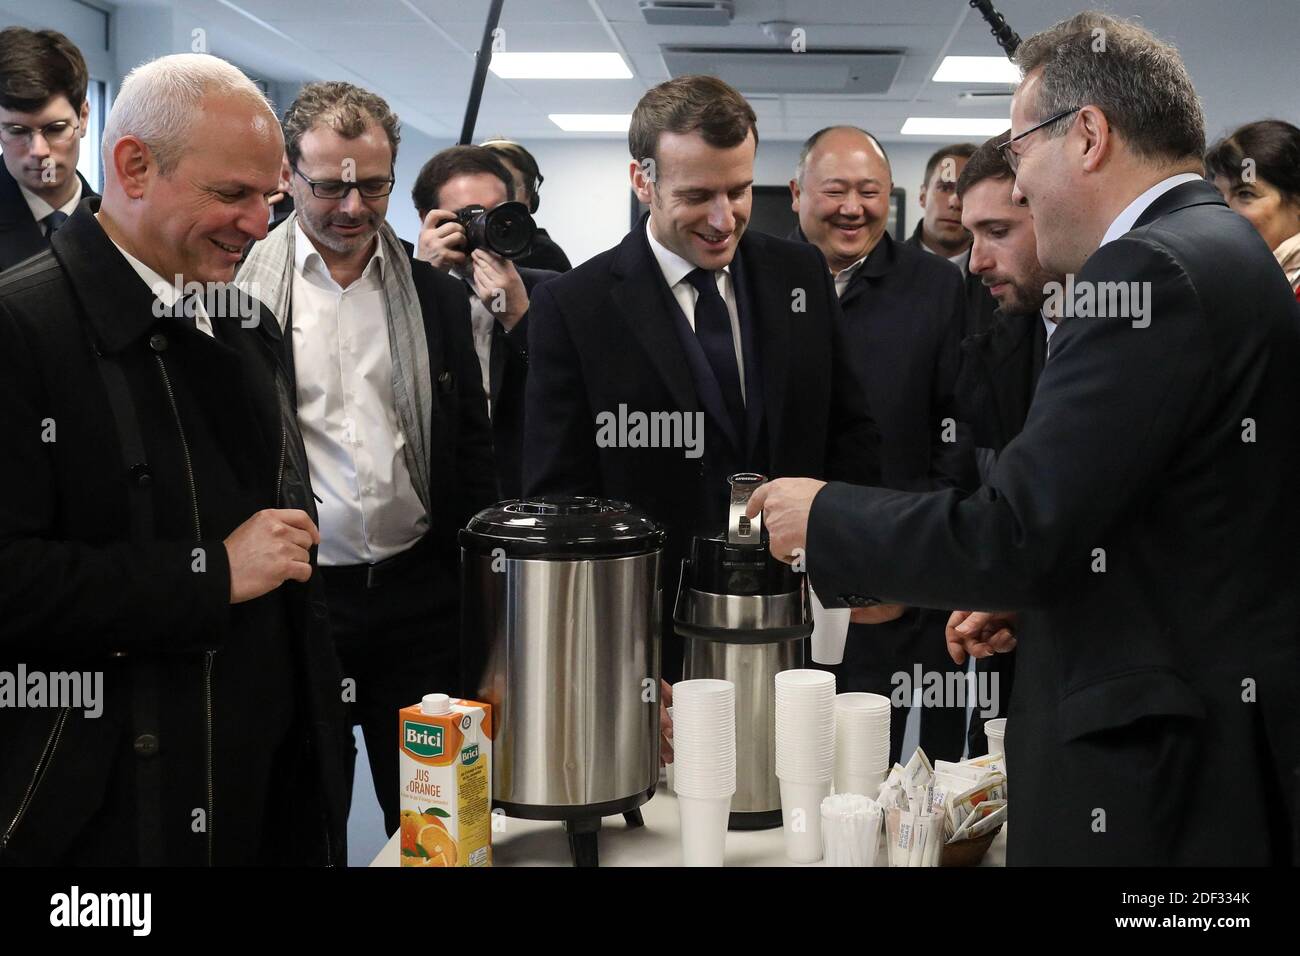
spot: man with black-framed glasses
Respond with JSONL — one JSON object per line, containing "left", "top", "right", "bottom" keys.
{"left": 997, "top": 107, "right": 1080, "bottom": 174}
{"left": 0, "top": 27, "right": 98, "bottom": 271}
{"left": 753, "top": 10, "right": 1300, "bottom": 867}
{"left": 236, "top": 81, "right": 495, "bottom": 839}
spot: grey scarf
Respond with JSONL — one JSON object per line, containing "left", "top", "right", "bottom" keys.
{"left": 236, "top": 212, "right": 432, "bottom": 514}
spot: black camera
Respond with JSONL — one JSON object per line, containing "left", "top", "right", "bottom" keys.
{"left": 455, "top": 201, "right": 537, "bottom": 260}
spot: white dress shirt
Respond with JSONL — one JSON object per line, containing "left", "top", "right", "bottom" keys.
{"left": 20, "top": 177, "right": 81, "bottom": 232}
{"left": 833, "top": 253, "right": 870, "bottom": 298}
{"left": 1099, "top": 173, "right": 1203, "bottom": 248}
{"left": 452, "top": 268, "right": 495, "bottom": 415}
{"left": 104, "top": 230, "right": 214, "bottom": 338}
{"left": 290, "top": 222, "right": 427, "bottom": 566}
{"left": 644, "top": 218, "right": 746, "bottom": 400}
{"left": 949, "top": 247, "right": 972, "bottom": 277}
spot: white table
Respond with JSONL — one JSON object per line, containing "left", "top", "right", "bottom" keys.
{"left": 370, "top": 775, "right": 1007, "bottom": 867}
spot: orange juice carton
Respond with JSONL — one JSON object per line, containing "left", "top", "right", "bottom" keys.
{"left": 398, "top": 693, "right": 492, "bottom": 867}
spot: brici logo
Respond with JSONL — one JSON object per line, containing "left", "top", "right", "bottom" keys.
{"left": 404, "top": 721, "right": 444, "bottom": 758}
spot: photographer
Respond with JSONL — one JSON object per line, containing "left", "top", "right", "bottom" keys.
{"left": 413, "top": 145, "right": 557, "bottom": 499}
{"left": 479, "top": 138, "right": 572, "bottom": 273}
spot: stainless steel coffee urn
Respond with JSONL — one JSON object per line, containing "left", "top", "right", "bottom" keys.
{"left": 674, "top": 474, "right": 811, "bottom": 830}
{"left": 460, "top": 497, "right": 665, "bottom": 866}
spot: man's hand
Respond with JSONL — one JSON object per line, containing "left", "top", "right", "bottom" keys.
{"left": 746, "top": 478, "right": 827, "bottom": 565}
{"left": 945, "top": 609, "right": 1018, "bottom": 665}
{"left": 850, "top": 604, "right": 907, "bottom": 625}
{"left": 416, "top": 209, "right": 467, "bottom": 272}
{"left": 659, "top": 679, "right": 673, "bottom": 767}
{"left": 224, "top": 509, "right": 320, "bottom": 604}
{"left": 469, "top": 248, "right": 529, "bottom": 331}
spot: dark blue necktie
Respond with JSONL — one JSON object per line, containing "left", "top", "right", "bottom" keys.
{"left": 43, "top": 210, "right": 68, "bottom": 237}
{"left": 684, "top": 268, "right": 745, "bottom": 436}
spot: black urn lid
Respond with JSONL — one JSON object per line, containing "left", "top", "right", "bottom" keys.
{"left": 459, "top": 496, "right": 666, "bottom": 559}
{"left": 687, "top": 532, "right": 803, "bottom": 596}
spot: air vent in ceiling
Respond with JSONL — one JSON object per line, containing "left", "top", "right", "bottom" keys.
{"left": 661, "top": 46, "right": 903, "bottom": 95}
{"left": 639, "top": 1, "right": 735, "bottom": 26}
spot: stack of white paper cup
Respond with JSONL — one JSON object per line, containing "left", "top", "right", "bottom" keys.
{"left": 665, "top": 705, "right": 675, "bottom": 793}
{"left": 809, "top": 586, "right": 852, "bottom": 665}
{"left": 775, "top": 668, "right": 837, "bottom": 863}
{"left": 834, "top": 693, "right": 892, "bottom": 797}
{"left": 672, "top": 680, "right": 736, "bottom": 867}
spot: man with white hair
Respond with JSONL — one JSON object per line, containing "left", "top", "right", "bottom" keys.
{"left": 0, "top": 53, "right": 349, "bottom": 866}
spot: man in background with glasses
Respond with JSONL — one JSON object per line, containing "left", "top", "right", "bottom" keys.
{"left": 0, "top": 27, "right": 98, "bottom": 271}
{"left": 236, "top": 82, "right": 494, "bottom": 839}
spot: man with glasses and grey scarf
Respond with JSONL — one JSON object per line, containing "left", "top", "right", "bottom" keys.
{"left": 236, "top": 82, "right": 495, "bottom": 837}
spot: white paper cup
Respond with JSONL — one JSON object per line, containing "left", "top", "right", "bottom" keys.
{"left": 775, "top": 668, "right": 837, "bottom": 695}
{"left": 779, "top": 778, "right": 831, "bottom": 863}
{"left": 679, "top": 794, "right": 732, "bottom": 867}
{"left": 672, "top": 683, "right": 737, "bottom": 799}
{"left": 985, "top": 718, "right": 1007, "bottom": 754}
{"left": 809, "top": 587, "right": 852, "bottom": 665}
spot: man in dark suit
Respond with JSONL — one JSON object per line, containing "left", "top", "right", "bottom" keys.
{"left": 789, "top": 125, "right": 973, "bottom": 762}
{"left": 950, "top": 133, "right": 1064, "bottom": 757}
{"left": 0, "top": 27, "right": 97, "bottom": 271}
{"left": 0, "top": 54, "right": 349, "bottom": 866}
{"left": 523, "top": 75, "right": 878, "bottom": 684}
{"left": 752, "top": 11, "right": 1300, "bottom": 865}
{"left": 905, "top": 143, "right": 999, "bottom": 342}
{"left": 413, "top": 145, "right": 558, "bottom": 499}
{"left": 237, "top": 82, "right": 496, "bottom": 837}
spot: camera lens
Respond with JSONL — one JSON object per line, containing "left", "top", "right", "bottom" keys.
{"left": 481, "top": 202, "right": 537, "bottom": 259}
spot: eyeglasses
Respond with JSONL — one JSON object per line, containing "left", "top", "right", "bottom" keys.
{"left": 292, "top": 164, "right": 395, "bottom": 200}
{"left": 0, "top": 119, "right": 80, "bottom": 148}
{"left": 998, "top": 108, "right": 1080, "bottom": 173}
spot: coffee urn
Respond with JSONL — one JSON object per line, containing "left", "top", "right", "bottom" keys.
{"left": 460, "top": 497, "right": 665, "bottom": 866}
{"left": 673, "top": 473, "right": 811, "bottom": 830}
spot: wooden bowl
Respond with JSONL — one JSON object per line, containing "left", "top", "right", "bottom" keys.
{"left": 940, "top": 826, "right": 1001, "bottom": 867}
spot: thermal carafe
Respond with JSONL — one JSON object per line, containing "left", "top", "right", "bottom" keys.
{"left": 460, "top": 497, "right": 665, "bottom": 865}
{"left": 674, "top": 474, "right": 811, "bottom": 830}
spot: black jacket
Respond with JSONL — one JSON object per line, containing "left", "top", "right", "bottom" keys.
{"left": 486, "top": 266, "right": 558, "bottom": 500}
{"left": 810, "top": 181, "right": 1300, "bottom": 865}
{"left": 906, "top": 221, "right": 999, "bottom": 340}
{"left": 833, "top": 230, "right": 974, "bottom": 491}
{"left": 515, "top": 227, "right": 571, "bottom": 273}
{"left": 0, "top": 162, "right": 97, "bottom": 272}
{"left": 0, "top": 199, "right": 350, "bottom": 865}
{"left": 953, "top": 307, "right": 1047, "bottom": 756}
{"left": 955, "top": 307, "right": 1047, "bottom": 472}
{"left": 523, "top": 216, "right": 879, "bottom": 680}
